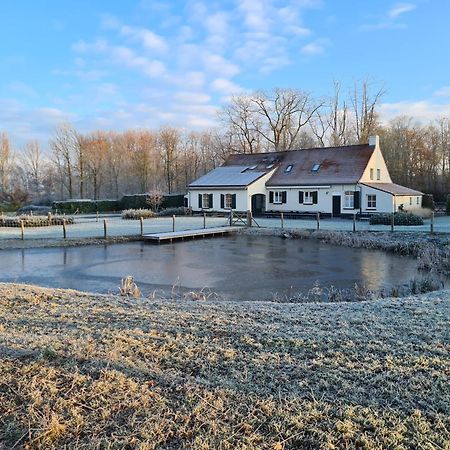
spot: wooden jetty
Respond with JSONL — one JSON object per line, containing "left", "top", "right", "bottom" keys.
{"left": 142, "top": 226, "right": 241, "bottom": 243}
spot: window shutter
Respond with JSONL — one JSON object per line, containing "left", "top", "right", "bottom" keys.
{"left": 281, "top": 191, "right": 287, "bottom": 204}
{"left": 354, "top": 191, "right": 360, "bottom": 209}
{"left": 209, "top": 194, "right": 213, "bottom": 208}
{"left": 198, "top": 194, "right": 202, "bottom": 209}
{"left": 299, "top": 191, "right": 304, "bottom": 204}
{"left": 312, "top": 191, "right": 318, "bottom": 204}
{"left": 269, "top": 191, "right": 274, "bottom": 203}
{"left": 232, "top": 194, "right": 236, "bottom": 209}
{"left": 220, "top": 194, "right": 224, "bottom": 209}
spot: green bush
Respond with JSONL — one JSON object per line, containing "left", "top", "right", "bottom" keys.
{"left": 422, "top": 194, "right": 434, "bottom": 210}
{"left": 53, "top": 200, "right": 120, "bottom": 214}
{"left": 119, "top": 194, "right": 185, "bottom": 210}
{"left": 369, "top": 212, "right": 424, "bottom": 226}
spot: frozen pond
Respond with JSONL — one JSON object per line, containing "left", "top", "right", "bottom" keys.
{"left": 0, "top": 235, "right": 436, "bottom": 301}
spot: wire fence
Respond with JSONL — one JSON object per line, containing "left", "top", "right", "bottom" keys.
{"left": 0, "top": 211, "right": 448, "bottom": 240}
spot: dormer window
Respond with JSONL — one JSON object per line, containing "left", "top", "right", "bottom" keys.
{"left": 284, "top": 164, "right": 293, "bottom": 173}
{"left": 311, "top": 163, "right": 321, "bottom": 173}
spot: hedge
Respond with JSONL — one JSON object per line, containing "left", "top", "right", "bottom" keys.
{"left": 119, "top": 194, "right": 184, "bottom": 210}
{"left": 369, "top": 212, "right": 424, "bottom": 226}
{"left": 421, "top": 194, "right": 434, "bottom": 210}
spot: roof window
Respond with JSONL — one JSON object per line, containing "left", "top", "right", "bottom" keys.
{"left": 249, "top": 165, "right": 257, "bottom": 170}
{"left": 284, "top": 164, "right": 293, "bottom": 173}
{"left": 311, "top": 163, "right": 321, "bottom": 173}
{"left": 266, "top": 164, "right": 274, "bottom": 169}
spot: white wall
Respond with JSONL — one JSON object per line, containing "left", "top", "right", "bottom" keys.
{"left": 187, "top": 170, "right": 275, "bottom": 213}
{"left": 360, "top": 145, "right": 392, "bottom": 183}
{"left": 266, "top": 184, "right": 360, "bottom": 214}
{"left": 359, "top": 185, "right": 394, "bottom": 213}
{"left": 395, "top": 195, "right": 422, "bottom": 211}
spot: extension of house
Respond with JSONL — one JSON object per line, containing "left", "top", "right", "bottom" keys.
{"left": 187, "top": 135, "right": 423, "bottom": 216}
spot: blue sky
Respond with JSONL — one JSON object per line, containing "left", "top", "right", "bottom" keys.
{"left": 1, "top": 0, "right": 449, "bottom": 147}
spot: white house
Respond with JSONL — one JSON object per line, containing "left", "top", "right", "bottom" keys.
{"left": 187, "top": 136, "right": 423, "bottom": 215}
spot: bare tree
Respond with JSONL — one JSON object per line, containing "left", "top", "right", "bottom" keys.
{"left": 0, "top": 133, "right": 12, "bottom": 196}
{"left": 159, "top": 127, "right": 180, "bottom": 194}
{"left": 22, "top": 140, "right": 44, "bottom": 200}
{"left": 146, "top": 188, "right": 164, "bottom": 212}
{"left": 350, "top": 78, "right": 385, "bottom": 144}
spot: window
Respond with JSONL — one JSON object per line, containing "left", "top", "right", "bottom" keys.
{"left": 377, "top": 168, "right": 381, "bottom": 180}
{"left": 409, "top": 197, "right": 413, "bottom": 205}
{"left": 304, "top": 192, "right": 313, "bottom": 204}
{"left": 311, "top": 163, "right": 321, "bottom": 172}
{"left": 284, "top": 164, "right": 293, "bottom": 173}
{"left": 225, "top": 193, "right": 233, "bottom": 209}
{"left": 266, "top": 164, "right": 274, "bottom": 169}
{"left": 344, "top": 191, "right": 354, "bottom": 209}
{"left": 370, "top": 168, "right": 374, "bottom": 180}
{"left": 249, "top": 165, "right": 257, "bottom": 170}
{"left": 367, "top": 194, "right": 376, "bottom": 209}
{"left": 417, "top": 197, "right": 420, "bottom": 205}
{"left": 273, "top": 191, "right": 283, "bottom": 204}
{"left": 202, "top": 193, "right": 210, "bottom": 209}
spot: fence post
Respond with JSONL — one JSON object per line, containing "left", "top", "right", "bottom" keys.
{"left": 172, "top": 215, "right": 176, "bottom": 232}
{"left": 96, "top": 211, "right": 99, "bottom": 223}
{"left": 203, "top": 212, "right": 206, "bottom": 229}
{"left": 140, "top": 217, "right": 143, "bottom": 236}
{"left": 62, "top": 219, "right": 67, "bottom": 239}
{"left": 391, "top": 212, "right": 395, "bottom": 232}
{"left": 103, "top": 219, "right": 107, "bottom": 238}
{"left": 431, "top": 211, "right": 435, "bottom": 234}
{"left": 229, "top": 210, "right": 233, "bottom": 227}
{"left": 281, "top": 212, "right": 284, "bottom": 229}
{"left": 353, "top": 213, "right": 356, "bottom": 232}
{"left": 20, "top": 220, "right": 25, "bottom": 240}
{"left": 316, "top": 212, "right": 320, "bottom": 231}
{"left": 246, "top": 210, "right": 252, "bottom": 227}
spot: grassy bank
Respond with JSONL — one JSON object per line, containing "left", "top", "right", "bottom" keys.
{"left": 0, "top": 283, "right": 449, "bottom": 449}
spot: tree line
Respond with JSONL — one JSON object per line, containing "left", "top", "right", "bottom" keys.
{"left": 1, "top": 79, "right": 450, "bottom": 206}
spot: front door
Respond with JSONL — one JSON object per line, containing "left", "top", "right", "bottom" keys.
{"left": 332, "top": 195, "right": 341, "bottom": 216}
{"left": 251, "top": 194, "right": 266, "bottom": 215}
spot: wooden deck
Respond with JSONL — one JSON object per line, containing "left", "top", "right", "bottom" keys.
{"left": 142, "top": 226, "right": 241, "bottom": 243}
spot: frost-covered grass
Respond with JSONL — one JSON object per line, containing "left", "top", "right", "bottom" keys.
{"left": 0, "top": 283, "right": 449, "bottom": 449}
{"left": 0, "top": 215, "right": 73, "bottom": 227}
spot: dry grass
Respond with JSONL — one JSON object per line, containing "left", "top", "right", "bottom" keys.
{"left": 0, "top": 283, "right": 449, "bottom": 449}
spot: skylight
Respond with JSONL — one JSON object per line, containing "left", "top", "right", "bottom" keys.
{"left": 284, "top": 164, "right": 293, "bottom": 173}
{"left": 249, "top": 165, "right": 257, "bottom": 170}
{"left": 266, "top": 164, "right": 274, "bottom": 169}
{"left": 311, "top": 163, "right": 321, "bottom": 173}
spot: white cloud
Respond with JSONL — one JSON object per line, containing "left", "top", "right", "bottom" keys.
{"left": 388, "top": 3, "right": 416, "bottom": 19}
{"left": 119, "top": 25, "right": 168, "bottom": 53}
{"left": 379, "top": 100, "right": 450, "bottom": 123}
{"left": 301, "top": 42, "right": 324, "bottom": 55}
{"left": 211, "top": 78, "right": 243, "bottom": 95}
{"left": 174, "top": 91, "right": 211, "bottom": 104}
{"left": 434, "top": 86, "right": 450, "bottom": 97}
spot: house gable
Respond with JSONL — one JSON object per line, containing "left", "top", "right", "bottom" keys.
{"left": 359, "top": 139, "right": 392, "bottom": 183}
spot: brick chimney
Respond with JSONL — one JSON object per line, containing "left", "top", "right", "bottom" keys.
{"left": 368, "top": 135, "right": 379, "bottom": 147}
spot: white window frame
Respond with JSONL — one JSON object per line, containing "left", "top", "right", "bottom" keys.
{"left": 377, "top": 168, "right": 381, "bottom": 180}
{"left": 304, "top": 191, "right": 313, "bottom": 205}
{"left": 273, "top": 191, "right": 283, "bottom": 204}
{"left": 344, "top": 191, "right": 354, "bottom": 209}
{"left": 202, "top": 193, "right": 210, "bottom": 209}
{"left": 370, "top": 168, "right": 374, "bottom": 180}
{"left": 367, "top": 194, "right": 376, "bottom": 209}
{"left": 225, "top": 193, "right": 233, "bottom": 209}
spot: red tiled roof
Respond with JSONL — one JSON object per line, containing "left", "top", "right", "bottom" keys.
{"left": 361, "top": 182, "right": 423, "bottom": 196}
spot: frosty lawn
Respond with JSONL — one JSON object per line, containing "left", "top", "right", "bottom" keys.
{"left": 0, "top": 283, "right": 449, "bottom": 449}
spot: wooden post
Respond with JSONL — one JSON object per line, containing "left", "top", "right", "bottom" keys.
{"left": 229, "top": 210, "right": 233, "bottom": 227}
{"left": 246, "top": 210, "right": 252, "bottom": 227}
{"left": 281, "top": 212, "right": 284, "bottom": 229}
{"left": 391, "top": 212, "right": 395, "bottom": 232}
{"left": 172, "top": 215, "right": 176, "bottom": 232}
{"left": 20, "top": 220, "right": 25, "bottom": 240}
{"left": 62, "top": 219, "right": 67, "bottom": 239}
{"left": 203, "top": 212, "right": 206, "bottom": 229}
{"left": 103, "top": 219, "right": 107, "bottom": 238}
{"left": 96, "top": 211, "right": 99, "bottom": 222}
{"left": 140, "top": 217, "right": 143, "bottom": 236}
{"left": 353, "top": 213, "right": 356, "bottom": 232}
{"left": 316, "top": 212, "right": 320, "bottom": 231}
{"left": 431, "top": 211, "right": 435, "bottom": 234}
